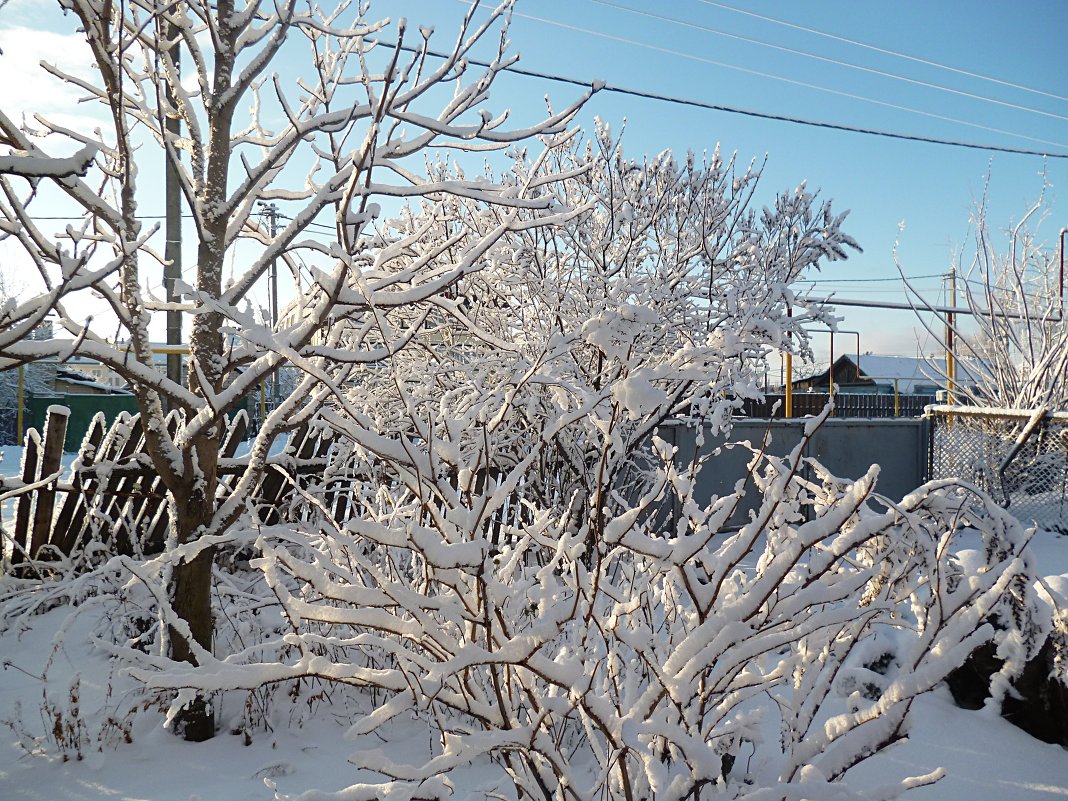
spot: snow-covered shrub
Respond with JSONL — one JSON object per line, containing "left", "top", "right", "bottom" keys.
{"left": 110, "top": 409, "right": 1041, "bottom": 800}
{"left": 338, "top": 126, "right": 859, "bottom": 544}
{"left": 94, "top": 124, "right": 1051, "bottom": 799}
{"left": 0, "top": 558, "right": 170, "bottom": 761}
{"left": 905, "top": 192, "right": 1068, "bottom": 410}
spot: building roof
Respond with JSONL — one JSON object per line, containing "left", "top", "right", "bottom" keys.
{"left": 54, "top": 369, "right": 133, "bottom": 395}
{"left": 856, "top": 355, "right": 984, "bottom": 393}
{"left": 794, "top": 354, "right": 984, "bottom": 394}
{"left": 62, "top": 344, "right": 185, "bottom": 368}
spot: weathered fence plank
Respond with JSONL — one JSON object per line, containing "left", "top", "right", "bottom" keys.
{"left": 30, "top": 407, "right": 69, "bottom": 560}
{"left": 97, "top": 416, "right": 145, "bottom": 547}
{"left": 9, "top": 412, "right": 380, "bottom": 569}
{"left": 135, "top": 410, "right": 182, "bottom": 555}
{"left": 256, "top": 422, "right": 311, "bottom": 526}
{"left": 60, "top": 412, "right": 132, "bottom": 556}
{"left": 50, "top": 414, "right": 106, "bottom": 556}
{"left": 12, "top": 429, "right": 41, "bottom": 566}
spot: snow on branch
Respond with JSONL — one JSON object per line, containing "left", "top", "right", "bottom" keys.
{"left": 0, "top": 144, "right": 98, "bottom": 178}
{"left": 902, "top": 190, "right": 1068, "bottom": 411}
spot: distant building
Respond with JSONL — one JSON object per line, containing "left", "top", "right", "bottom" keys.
{"left": 54, "top": 368, "right": 132, "bottom": 396}
{"left": 792, "top": 354, "right": 981, "bottom": 396}
{"left": 62, "top": 345, "right": 185, "bottom": 389}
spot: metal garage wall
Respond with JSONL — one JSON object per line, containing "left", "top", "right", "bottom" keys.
{"left": 658, "top": 417, "right": 930, "bottom": 527}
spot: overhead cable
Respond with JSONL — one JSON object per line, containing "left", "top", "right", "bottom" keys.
{"left": 592, "top": 0, "right": 1068, "bottom": 123}
{"left": 469, "top": 3, "right": 1068, "bottom": 151}
{"left": 371, "top": 38, "right": 1068, "bottom": 159}
{"left": 696, "top": 0, "right": 1068, "bottom": 105}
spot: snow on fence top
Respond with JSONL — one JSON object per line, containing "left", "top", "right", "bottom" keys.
{"left": 926, "top": 404, "right": 1068, "bottom": 421}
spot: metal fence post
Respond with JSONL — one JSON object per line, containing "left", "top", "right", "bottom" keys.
{"left": 16, "top": 363, "right": 24, "bottom": 441}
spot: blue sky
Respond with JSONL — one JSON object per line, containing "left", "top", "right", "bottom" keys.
{"left": 401, "top": 0, "right": 1068, "bottom": 364}
{"left": 2, "top": 0, "right": 1066, "bottom": 366}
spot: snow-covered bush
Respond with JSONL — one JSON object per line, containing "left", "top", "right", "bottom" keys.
{"left": 905, "top": 191, "right": 1068, "bottom": 410}
{"left": 338, "top": 125, "right": 859, "bottom": 544}
{"left": 84, "top": 404, "right": 1039, "bottom": 801}
{"left": 1, "top": 122, "right": 1050, "bottom": 797}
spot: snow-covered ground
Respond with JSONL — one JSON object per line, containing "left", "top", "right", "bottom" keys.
{"left": 0, "top": 443, "right": 78, "bottom": 484}
{"left": 3, "top": 688, "right": 1061, "bottom": 801}
{"left": 1, "top": 447, "right": 1066, "bottom": 800}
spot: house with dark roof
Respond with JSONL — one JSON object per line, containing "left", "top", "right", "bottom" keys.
{"left": 791, "top": 354, "right": 982, "bottom": 396}
{"left": 54, "top": 368, "right": 133, "bottom": 396}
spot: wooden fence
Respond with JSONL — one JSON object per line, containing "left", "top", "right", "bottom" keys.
{"left": 3, "top": 400, "right": 946, "bottom": 572}
{"left": 2, "top": 406, "right": 342, "bottom": 570}
{"left": 741, "top": 392, "right": 936, "bottom": 419}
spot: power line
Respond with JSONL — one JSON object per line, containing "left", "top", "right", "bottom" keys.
{"left": 463, "top": 2, "right": 1068, "bottom": 151}
{"left": 807, "top": 288, "right": 946, "bottom": 296}
{"left": 374, "top": 38, "right": 1068, "bottom": 159}
{"left": 696, "top": 0, "right": 1068, "bottom": 106}
{"left": 803, "top": 273, "right": 946, "bottom": 284}
{"left": 448, "top": 3, "right": 1068, "bottom": 153}
{"left": 30, "top": 214, "right": 196, "bottom": 220}
{"left": 805, "top": 286, "right": 946, "bottom": 295}
{"left": 591, "top": 0, "right": 1068, "bottom": 124}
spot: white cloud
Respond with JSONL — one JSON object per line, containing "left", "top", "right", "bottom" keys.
{"left": 0, "top": 25, "right": 105, "bottom": 144}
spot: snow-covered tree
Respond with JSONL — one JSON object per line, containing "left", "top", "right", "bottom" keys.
{"left": 0, "top": 0, "right": 591, "bottom": 739}
{"left": 337, "top": 125, "right": 859, "bottom": 542}
{"left": 906, "top": 194, "right": 1068, "bottom": 410}
{"left": 104, "top": 407, "right": 1044, "bottom": 800}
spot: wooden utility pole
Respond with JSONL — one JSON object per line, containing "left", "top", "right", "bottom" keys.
{"left": 164, "top": 21, "right": 183, "bottom": 391}
{"left": 828, "top": 327, "right": 835, "bottom": 413}
{"left": 785, "top": 306, "right": 793, "bottom": 418}
{"left": 260, "top": 202, "right": 280, "bottom": 409}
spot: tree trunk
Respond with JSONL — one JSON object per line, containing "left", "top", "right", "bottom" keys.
{"left": 169, "top": 0, "right": 231, "bottom": 738}
{"left": 169, "top": 441, "right": 220, "bottom": 742}
{"left": 170, "top": 546, "right": 216, "bottom": 740}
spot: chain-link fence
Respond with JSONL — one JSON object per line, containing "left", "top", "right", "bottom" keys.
{"left": 0, "top": 405, "right": 16, "bottom": 446}
{"left": 928, "top": 405, "right": 1068, "bottom": 531}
